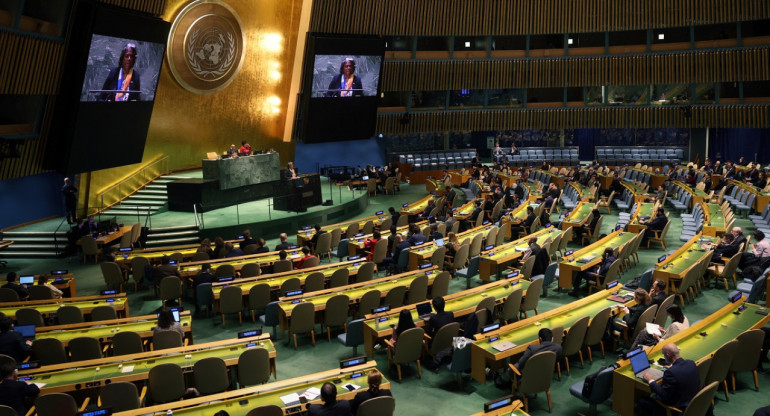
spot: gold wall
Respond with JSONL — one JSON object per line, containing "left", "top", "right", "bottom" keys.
{"left": 83, "top": 0, "right": 306, "bottom": 210}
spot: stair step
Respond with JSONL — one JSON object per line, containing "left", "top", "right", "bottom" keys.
{"left": 149, "top": 225, "right": 199, "bottom": 232}
{"left": 101, "top": 209, "right": 154, "bottom": 217}
{"left": 161, "top": 175, "right": 191, "bottom": 180}
{"left": 145, "top": 184, "right": 169, "bottom": 190}
{"left": 5, "top": 244, "right": 61, "bottom": 250}
{"left": 3, "top": 231, "right": 67, "bottom": 237}
{"left": 147, "top": 230, "right": 199, "bottom": 239}
{"left": 119, "top": 199, "right": 166, "bottom": 206}
{"left": 3, "top": 237, "right": 68, "bottom": 243}
{"left": 145, "top": 237, "right": 200, "bottom": 246}
{"left": 0, "top": 251, "right": 62, "bottom": 258}
{"left": 136, "top": 189, "right": 167, "bottom": 195}
{"left": 130, "top": 194, "right": 167, "bottom": 200}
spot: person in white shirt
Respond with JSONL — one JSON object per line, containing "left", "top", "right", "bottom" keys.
{"left": 752, "top": 229, "right": 770, "bottom": 258}
{"left": 37, "top": 275, "right": 63, "bottom": 299}
{"left": 630, "top": 304, "right": 689, "bottom": 350}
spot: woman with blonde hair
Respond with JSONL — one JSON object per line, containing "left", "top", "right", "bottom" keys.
{"left": 349, "top": 369, "right": 393, "bottom": 414}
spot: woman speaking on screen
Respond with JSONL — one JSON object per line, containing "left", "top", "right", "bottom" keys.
{"left": 100, "top": 43, "right": 142, "bottom": 101}
{"left": 326, "top": 58, "right": 363, "bottom": 97}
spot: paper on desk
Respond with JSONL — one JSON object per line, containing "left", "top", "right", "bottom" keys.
{"left": 646, "top": 322, "right": 662, "bottom": 337}
{"left": 300, "top": 387, "right": 321, "bottom": 401}
{"left": 280, "top": 393, "right": 300, "bottom": 405}
{"left": 32, "top": 383, "right": 46, "bottom": 388}
{"left": 121, "top": 365, "right": 134, "bottom": 373}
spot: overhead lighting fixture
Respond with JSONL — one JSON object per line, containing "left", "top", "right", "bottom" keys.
{"left": 568, "top": 38, "right": 573, "bottom": 45}
{"left": 658, "top": 33, "right": 665, "bottom": 40}
{"left": 464, "top": 41, "right": 470, "bottom": 48}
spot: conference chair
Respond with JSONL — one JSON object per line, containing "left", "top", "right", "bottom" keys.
{"left": 159, "top": 276, "right": 183, "bottom": 307}
{"left": 424, "top": 322, "right": 459, "bottom": 365}
{"left": 194, "top": 357, "right": 230, "bottom": 395}
{"left": 532, "top": 262, "right": 558, "bottom": 297}
{"left": 101, "top": 261, "right": 124, "bottom": 292}
{"left": 272, "top": 259, "right": 292, "bottom": 273}
{"left": 169, "top": 252, "right": 184, "bottom": 263}
{"left": 248, "top": 283, "right": 271, "bottom": 322}
{"left": 32, "top": 338, "right": 67, "bottom": 365}
{"left": 513, "top": 256, "right": 536, "bottom": 281}
{"left": 657, "top": 382, "right": 719, "bottom": 416}
{"left": 303, "top": 256, "right": 320, "bottom": 268}
{"left": 91, "top": 305, "right": 118, "bottom": 321}
{"left": 245, "top": 405, "right": 283, "bottom": 416}
{"left": 429, "top": 246, "right": 446, "bottom": 271}
{"left": 68, "top": 336, "right": 103, "bottom": 361}
{"left": 0, "top": 288, "right": 19, "bottom": 302}
{"left": 28, "top": 285, "right": 54, "bottom": 300}
{"left": 80, "top": 236, "right": 101, "bottom": 263}
{"left": 560, "top": 316, "right": 589, "bottom": 374}
{"left": 372, "top": 238, "right": 389, "bottom": 267}
{"left": 362, "top": 220, "right": 375, "bottom": 235}
{"left": 329, "top": 267, "right": 350, "bottom": 288}
{"left": 357, "top": 289, "right": 381, "bottom": 319}
{"left": 357, "top": 396, "right": 396, "bottom": 416}
{"left": 34, "top": 393, "right": 85, "bottom": 416}
{"left": 15, "top": 308, "right": 44, "bottom": 327}
{"left": 315, "top": 232, "right": 332, "bottom": 262}
{"left": 190, "top": 252, "right": 209, "bottom": 262}
{"left": 705, "top": 339, "right": 739, "bottom": 401}
{"left": 569, "top": 365, "right": 614, "bottom": 416}
{"left": 111, "top": 331, "right": 144, "bottom": 356}
{"left": 237, "top": 348, "right": 272, "bottom": 387}
{"left": 654, "top": 295, "right": 675, "bottom": 327}
{"left": 697, "top": 357, "right": 713, "bottom": 389}
{"left": 509, "top": 351, "right": 557, "bottom": 413}
{"left": 519, "top": 277, "right": 544, "bottom": 318}
{"left": 259, "top": 301, "right": 281, "bottom": 340}
{"left": 583, "top": 307, "right": 611, "bottom": 362}
{"left": 220, "top": 285, "right": 244, "bottom": 328}
{"left": 130, "top": 256, "right": 149, "bottom": 291}
{"left": 239, "top": 263, "right": 261, "bottom": 278}
{"left": 0, "top": 405, "right": 15, "bottom": 416}
{"left": 329, "top": 228, "right": 343, "bottom": 254}
{"left": 304, "top": 272, "right": 325, "bottom": 293}
{"left": 355, "top": 262, "right": 376, "bottom": 283}
{"left": 148, "top": 363, "right": 186, "bottom": 403}
{"left": 57, "top": 305, "right": 85, "bottom": 324}
{"left": 430, "top": 271, "right": 450, "bottom": 299}
{"left": 289, "top": 301, "right": 316, "bottom": 348}
{"left": 345, "top": 223, "right": 360, "bottom": 239}
{"left": 500, "top": 289, "right": 523, "bottom": 324}
{"left": 196, "top": 283, "right": 214, "bottom": 317}
{"left": 324, "top": 294, "right": 350, "bottom": 341}
{"left": 407, "top": 274, "right": 429, "bottom": 304}
{"left": 338, "top": 318, "right": 365, "bottom": 357}
{"left": 215, "top": 264, "right": 236, "bottom": 278}
{"left": 280, "top": 277, "right": 301, "bottom": 296}
{"left": 98, "top": 382, "right": 145, "bottom": 412}
{"left": 387, "top": 327, "right": 425, "bottom": 381}
{"left": 729, "top": 329, "right": 765, "bottom": 392}
{"left": 383, "top": 286, "right": 407, "bottom": 309}
{"left": 152, "top": 331, "right": 184, "bottom": 350}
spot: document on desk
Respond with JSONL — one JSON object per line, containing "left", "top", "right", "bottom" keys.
{"left": 300, "top": 387, "right": 321, "bottom": 401}
{"left": 492, "top": 341, "right": 516, "bottom": 352}
{"left": 280, "top": 393, "right": 301, "bottom": 406}
{"left": 645, "top": 322, "right": 662, "bottom": 337}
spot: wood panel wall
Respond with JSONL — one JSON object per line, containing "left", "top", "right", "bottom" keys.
{"left": 380, "top": 48, "right": 770, "bottom": 91}
{"left": 311, "top": 0, "right": 770, "bottom": 36}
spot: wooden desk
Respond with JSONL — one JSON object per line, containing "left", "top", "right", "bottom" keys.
{"left": 701, "top": 202, "right": 727, "bottom": 237}
{"left": 672, "top": 181, "right": 708, "bottom": 209}
{"left": 626, "top": 203, "right": 655, "bottom": 234}
{"left": 401, "top": 194, "right": 436, "bottom": 216}
{"left": 558, "top": 230, "right": 637, "bottom": 290}
{"left": 621, "top": 181, "right": 653, "bottom": 203}
{"left": 347, "top": 222, "right": 423, "bottom": 257}
{"left": 78, "top": 226, "right": 132, "bottom": 247}
{"left": 426, "top": 178, "right": 447, "bottom": 195}
{"left": 521, "top": 182, "right": 542, "bottom": 202}
{"left": 178, "top": 247, "right": 305, "bottom": 278}
{"left": 728, "top": 179, "right": 770, "bottom": 212}
{"left": 1, "top": 294, "right": 129, "bottom": 319}
{"left": 116, "top": 239, "right": 241, "bottom": 266}
{"left": 612, "top": 300, "right": 770, "bottom": 415}
{"left": 560, "top": 201, "right": 594, "bottom": 231}
{"left": 478, "top": 227, "right": 563, "bottom": 282}
{"left": 568, "top": 182, "right": 595, "bottom": 202}
{"left": 407, "top": 224, "right": 494, "bottom": 270}
{"left": 454, "top": 198, "right": 480, "bottom": 220}
{"left": 277, "top": 266, "right": 437, "bottom": 330}
{"left": 113, "top": 362, "right": 385, "bottom": 416}
{"left": 24, "top": 273, "right": 78, "bottom": 297}
{"left": 652, "top": 233, "right": 718, "bottom": 289}
{"left": 21, "top": 335, "right": 275, "bottom": 396}
{"left": 362, "top": 277, "right": 530, "bottom": 357}
{"left": 534, "top": 169, "right": 565, "bottom": 188}
{"left": 469, "top": 400, "right": 529, "bottom": 415}
{"left": 296, "top": 214, "right": 387, "bottom": 247}
{"left": 471, "top": 287, "right": 633, "bottom": 384}
{"left": 449, "top": 172, "right": 471, "bottom": 187}
{"left": 35, "top": 312, "right": 193, "bottom": 347}
{"left": 501, "top": 202, "right": 539, "bottom": 239}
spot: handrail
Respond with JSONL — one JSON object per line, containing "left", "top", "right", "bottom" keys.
{"left": 93, "top": 155, "right": 169, "bottom": 216}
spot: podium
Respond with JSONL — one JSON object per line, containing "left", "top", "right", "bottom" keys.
{"left": 273, "top": 173, "right": 322, "bottom": 212}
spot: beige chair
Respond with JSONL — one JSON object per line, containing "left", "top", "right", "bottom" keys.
{"left": 396, "top": 214, "right": 409, "bottom": 227}
{"left": 586, "top": 259, "right": 620, "bottom": 294}
{"left": 219, "top": 286, "right": 243, "bottom": 328}
{"left": 424, "top": 322, "right": 460, "bottom": 362}
{"left": 500, "top": 289, "right": 523, "bottom": 324}
{"left": 372, "top": 239, "right": 389, "bottom": 265}
{"left": 130, "top": 256, "right": 149, "bottom": 291}
{"left": 303, "top": 256, "right": 320, "bottom": 268}
{"left": 315, "top": 232, "right": 333, "bottom": 262}
{"left": 130, "top": 222, "right": 142, "bottom": 248}
{"left": 91, "top": 305, "right": 118, "bottom": 321}
{"left": 191, "top": 252, "right": 210, "bottom": 263}
{"left": 147, "top": 363, "right": 185, "bottom": 403}
{"left": 583, "top": 307, "right": 611, "bottom": 362}
{"left": 580, "top": 215, "right": 603, "bottom": 245}
{"left": 28, "top": 285, "right": 54, "bottom": 300}
{"left": 448, "top": 244, "right": 470, "bottom": 275}
{"left": 248, "top": 283, "right": 271, "bottom": 322}
{"left": 560, "top": 316, "right": 589, "bottom": 374}
{"left": 514, "top": 256, "right": 536, "bottom": 280}
{"left": 654, "top": 295, "right": 676, "bottom": 327}
{"left": 469, "top": 233, "right": 484, "bottom": 258}
{"left": 598, "top": 191, "right": 615, "bottom": 214}
{"left": 707, "top": 251, "right": 742, "bottom": 291}
{"left": 330, "top": 228, "right": 343, "bottom": 253}
{"left": 429, "top": 246, "right": 446, "bottom": 270}
{"left": 519, "top": 277, "right": 543, "bottom": 318}
{"left": 101, "top": 261, "right": 125, "bottom": 292}
{"left": 98, "top": 381, "right": 145, "bottom": 412}
{"left": 239, "top": 263, "right": 261, "bottom": 278}
{"left": 657, "top": 381, "right": 719, "bottom": 416}
{"left": 34, "top": 392, "right": 86, "bottom": 416}
{"left": 16, "top": 308, "right": 44, "bottom": 326}
{"left": 729, "top": 329, "right": 765, "bottom": 392}
{"left": 329, "top": 268, "right": 349, "bottom": 288}
{"left": 623, "top": 305, "right": 658, "bottom": 344}
{"left": 645, "top": 220, "right": 671, "bottom": 249}
{"left": 355, "top": 262, "right": 376, "bottom": 283}
{"left": 79, "top": 236, "right": 101, "bottom": 263}
{"left": 272, "top": 259, "right": 292, "bottom": 273}
{"left": 324, "top": 294, "right": 350, "bottom": 341}
{"left": 304, "top": 272, "right": 326, "bottom": 293}
{"left": 705, "top": 340, "right": 738, "bottom": 401}
{"left": 362, "top": 220, "right": 375, "bottom": 235}
{"left": 280, "top": 277, "right": 301, "bottom": 296}
{"left": 383, "top": 286, "right": 407, "bottom": 309}
{"left": 697, "top": 356, "right": 713, "bottom": 389}
{"left": 357, "top": 289, "right": 381, "bottom": 319}
{"left": 509, "top": 351, "right": 557, "bottom": 413}
{"left": 159, "top": 276, "right": 183, "bottom": 308}
{"left": 430, "top": 271, "right": 451, "bottom": 299}
{"left": 383, "top": 177, "right": 396, "bottom": 195}
{"left": 357, "top": 396, "right": 396, "bottom": 416}
{"left": 367, "top": 178, "right": 377, "bottom": 196}
{"left": 407, "top": 274, "right": 429, "bottom": 305}
{"left": 387, "top": 327, "right": 424, "bottom": 381}
{"left": 346, "top": 222, "right": 360, "bottom": 238}
{"left": 289, "top": 301, "right": 316, "bottom": 348}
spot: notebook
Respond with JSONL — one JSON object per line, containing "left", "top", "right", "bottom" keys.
{"left": 416, "top": 302, "right": 432, "bottom": 320}
{"left": 492, "top": 340, "right": 516, "bottom": 352}
{"left": 629, "top": 349, "right": 664, "bottom": 381}
{"left": 577, "top": 255, "right": 597, "bottom": 263}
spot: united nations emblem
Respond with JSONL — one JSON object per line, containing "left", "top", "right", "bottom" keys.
{"left": 167, "top": 0, "right": 245, "bottom": 94}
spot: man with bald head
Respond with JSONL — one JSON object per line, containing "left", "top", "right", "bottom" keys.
{"left": 639, "top": 343, "right": 700, "bottom": 415}
{"left": 712, "top": 226, "right": 746, "bottom": 263}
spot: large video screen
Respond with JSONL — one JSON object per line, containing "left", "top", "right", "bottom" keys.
{"left": 80, "top": 35, "right": 165, "bottom": 102}
{"left": 311, "top": 54, "right": 381, "bottom": 98}
{"left": 298, "top": 34, "right": 385, "bottom": 143}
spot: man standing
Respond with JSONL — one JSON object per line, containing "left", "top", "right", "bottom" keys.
{"left": 639, "top": 343, "right": 700, "bottom": 415}
{"left": 62, "top": 177, "right": 78, "bottom": 224}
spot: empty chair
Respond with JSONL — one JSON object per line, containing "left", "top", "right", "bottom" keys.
{"left": 80, "top": 236, "right": 101, "bottom": 263}
{"left": 357, "top": 289, "right": 381, "bottom": 319}
{"left": 500, "top": 289, "right": 524, "bottom": 324}
{"left": 152, "top": 331, "right": 183, "bottom": 350}
{"left": 519, "top": 277, "right": 544, "bottom": 318}
{"left": 272, "top": 259, "right": 293, "bottom": 273}
{"left": 560, "top": 316, "right": 589, "bottom": 374}
{"left": 220, "top": 286, "right": 244, "bottom": 328}
{"left": 130, "top": 256, "right": 149, "bottom": 291}
{"left": 248, "top": 283, "right": 271, "bottom": 322}
{"left": 259, "top": 301, "right": 281, "bottom": 340}
{"left": 583, "top": 307, "right": 611, "bottom": 362}
{"left": 194, "top": 357, "right": 230, "bottom": 395}
{"left": 315, "top": 232, "right": 333, "bottom": 262}
{"left": 280, "top": 277, "right": 301, "bottom": 296}
{"left": 215, "top": 264, "right": 236, "bottom": 278}
{"left": 659, "top": 381, "right": 720, "bottom": 416}
{"left": 705, "top": 340, "right": 738, "bottom": 401}
{"left": 383, "top": 286, "right": 407, "bottom": 309}
{"left": 57, "top": 305, "right": 84, "bottom": 324}
{"left": 304, "top": 272, "right": 326, "bottom": 293}
{"left": 387, "top": 327, "right": 424, "bottom": 381}
{"left": 406, "top": 274, "right": 428, "bottom": 304}
{"left": 289, "top": 301, "right": 316, "bottom": 348}
{"left": 90, "top": 305, "right": 118, "bottom": 321}
{"left": 99, "top": 382, "right": 144, "bottom": 412}
{"left": 324, "top": 294, "right": 350, "bottom": 341}
{"left": 148, "top": 363, "right": 186, "bottom": 403}
{"left": 34, "top": 393, "right": 81, "bottom": 416}
{"left": 510, "top": 351, "right": 557, "bottom": 412}
{"left": 329, "top": 268, "right": 349, "bottom": 288}
{"left": 338, "top": 318, "right": 365, "bottom": 356}
{"left": 101, "top": 262, "right": 124, "bottom": 292}
{"left": 112, "top": 331, "right": 144, "bottom": 356}
{"left": 32, "top": 338, "right": 67, "bottom": 365}
{"left": 356, "top": 262, "right": 376, "bottom": 283}
{"left": 16, "top": 308, "right": 44, "bottom": 327}
{"left": 239, "top": 263, "right": 261, "bottom": 278}
{"left": 569, "top": 365, "right": 615, "bottom": 416}
{"left": 729, "top": 329, "right": 765, "bottom": 392}
{"left": 68, "top": 336, "right": 103, "bottom": 361}
{"left": 159, "top": 276, "right": 183, "bottom": 308}
{"left": 238, "top": 347, "right": 271, "bottom": 387}
{"left": 430, "top": 271, "right": 450, "bottom": 299}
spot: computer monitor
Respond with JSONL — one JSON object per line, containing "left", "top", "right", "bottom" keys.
{"left": 362, "top": 175, "right": 369, "bottom": 181}
{"left": 19, "top": 275, "right": 34, "bottom": 285}
{"left": 416, "top": 302, "right": 432, "bottom": 318}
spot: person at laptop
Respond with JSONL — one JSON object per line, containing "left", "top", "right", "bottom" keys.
{"left": 37, "top": 275, "right": 62, "bottom": 299}
{"left": 154, "top": 308, "right": 184, "bottom": 338}
{"left": 307, "top": 382, "right": 352, "bottom": 416}
{"left": 426, "top": 297, "right": 454, "bottom": 340}
{"left": 420, "top": 199, "right": 436, "bottom": 221}
{"left": 0, "top": 360, "right": 39, "bottom": 416}
{"left": 640, "top": 207, "right": 668, "bottom": 247}
{"left": 569, "top": 247, "right": 616, "bottom": 297}
{"left": 428, "top": 224, "right": 442, "bottom": 242}
{"left": 1, "top": 273, "right": 28, "bottom": 301}
{"left": 638, "top": 343, "right": 700, "bottom": 415}
{"left": 512, "top": 328, "right": 563, "bottom": 374}
{"left": 0, "top": 316, "right": 32, "bottom": 363}
{"left": 630, "top": 304, "right": 689, "bottom": 350}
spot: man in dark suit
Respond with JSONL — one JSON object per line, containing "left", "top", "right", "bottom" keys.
{"left": 650, "top": 279, "right": 668, "bottom": 306}
{"left": 1, "top": 273, "right": 28, "bottom": 301}
{"left": 0, "top": 317, "right": 31, "bottom": 363}
{"left": 309, "top": 224, "right": 327, "bottom": 249}
{"left": 639, "top": 343, "right": 700, "bottom": 416}
{"left": 308, "top": 382, "right": 352, "bottom": 416}
{"left": 150, "top": 256, "right": 180, "bottom": 286}
{"left": 61, "top": 177, "right": 78, "bottom": 224}
{"left": 428, "top": 224, "right": 442, "bottom": 242}
{"left": 608, "top": 173, "right": 624, "bottom": 197}
{"left": 426, "top": 297, "right": 454, "bottom": 339}
{"left": 239, "top": 230, "right": 256, "bottom": 251}
{"left": 385, "top": 234, "right": 412, "bottom": 270}
{"left": 570, "top": 247, "right": 616, "bottom": 297}
{"left": 407, "top": 224, "right": 426, "bottom": 246}
{"left": 640, "top": 207, "right": 668, "bottom": 247}
{"left": 388, "top": 207, "right": 401, "bottom": 227}
{"left": 712, "top": 227, "right": 745, "bottom": 262}
{"left": 513, "top": 328, "right": 563, "bottom": 373}
{"left": 274, "top": 233, "right": 291, "bottom": 251}
{"left": 509, "top": 205, "right": 536, "bottom": 237}
{"left": 254, "top": 238, "right": 270, "bottom": 254}
{"left": 0, "top": 360, "right": 39, "bottom": 416}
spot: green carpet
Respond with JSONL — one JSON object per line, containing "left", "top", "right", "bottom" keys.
{"left": 3, "top": 182, "right": 769, "bottom": 415}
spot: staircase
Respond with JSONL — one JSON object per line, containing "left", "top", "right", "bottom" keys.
{"left": 100, "top": 174, "right": 190, "bottom": 217}
{"left": 0, "top": 229, "right": 69, "bottom": 258}
{"left": 145, "top": 224, "right": 200, "bottom": 247}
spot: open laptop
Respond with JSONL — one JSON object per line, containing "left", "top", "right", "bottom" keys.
{"left": 19, "top": 275, "right": 34, "bottom": 285}
{"left": 14, "top": 324, "right": 36, "bottom": 341}
{"left": 629, "top": 349, "right": 664, "bottom": 381}
{"left": 435, "top": 238, "right": 445, "bottom": 247}
{"left": 416, "top": 302, "right": 432, "bottom": 320}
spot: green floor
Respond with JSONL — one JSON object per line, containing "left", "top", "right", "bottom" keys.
{"left": 4, "top": 182, "right": 770, "bottom": 415}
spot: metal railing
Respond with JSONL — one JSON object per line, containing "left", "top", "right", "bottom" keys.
{"left": 93, "top": 155, "right": 169, "bottom": 216}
